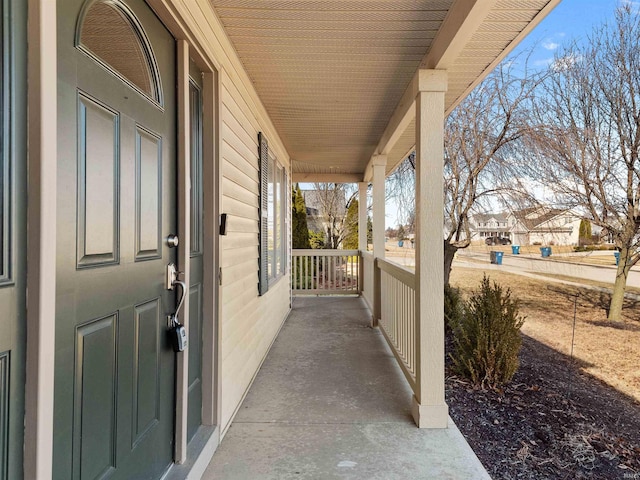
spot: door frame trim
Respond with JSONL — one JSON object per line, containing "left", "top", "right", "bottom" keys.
{"left": 174, "top": 38, "right": 221, "bottom": 464}
{"left": 25, "top": 0, "right": 57, "bottom": 478}
{"left": 174, "top": 37, "right": 190, "bottom": 463}
{"left": 202, "top": 68, "right": 222, "bottom": 434}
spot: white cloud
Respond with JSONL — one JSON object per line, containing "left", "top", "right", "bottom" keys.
{"left": 542, "top": 40, "right": 560, "bottom": 51}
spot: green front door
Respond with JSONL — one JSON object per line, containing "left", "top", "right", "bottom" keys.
{"left": 0, "top": 1, "right": 27, "bottom": 479}
{"left": 55, "top": 1, "right": 178, "bottom": 478}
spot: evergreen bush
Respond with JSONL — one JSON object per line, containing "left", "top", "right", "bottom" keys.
{"left": 449, "top": 275, "right": 524, "bottom": 388}
{"left": 444, "top": 284, "right": 463, "bottom": 335}
{"left": 579, "top": 219, "right": 592, "bottom": 246}
{"left": 342, "top": 199, "right": 359, "bottom": 250}
{"left": 292, "top": 185, "right": 311, "bottom": 249}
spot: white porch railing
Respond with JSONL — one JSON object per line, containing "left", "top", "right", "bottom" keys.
{"left": 361, "top": 251, "right": 375, "bottom": 311}
{"left": 292, "top": 249, "right": 360, "bottom": 295}
{"left": 377, "top": 258, "right": 416, "bottom": 388}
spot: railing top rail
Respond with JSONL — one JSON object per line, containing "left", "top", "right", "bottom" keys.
{"left": 361, "top": 251, "right": 374, "bottom": 261}
{"left": 377, "top": 257, "right": 415, "bottom": 289}
{"left": 292, "top": 249, "right": 360, "bottom": 256}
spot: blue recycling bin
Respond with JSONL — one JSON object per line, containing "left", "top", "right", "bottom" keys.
{"left": 490, "top": 251, "right": 503, "bottom": 265}
{"left": 398, "top": 240, "right": 404, "bottom": 247}
{"left": 614, "top": 251, "right": 620, "bottom": 265}
{"left": 511, "top": 245, "right": 520, "bottom": 255}
{"left": 540, "top": 247, "right": 552, "bottom": 257}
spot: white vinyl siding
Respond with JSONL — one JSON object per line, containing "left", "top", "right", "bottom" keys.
{"left": 220, "top": 82, "right": 290, "bottom": 431}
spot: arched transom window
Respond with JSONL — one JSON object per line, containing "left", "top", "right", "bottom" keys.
{"left": 77, "top": 0, "right": 163, "bottom": 105}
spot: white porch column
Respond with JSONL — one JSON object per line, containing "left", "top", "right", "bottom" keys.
{"left": 371, "top": 155, "right": 386, "bottom": 326}
{"left": 371, "top": 155, "right": 387, "bottom": 258}
{"left": 413, "top": 69, "right": 448, "bottom": 428}
{"left": 358, "top": 182, "right": 368, "bottom": 252}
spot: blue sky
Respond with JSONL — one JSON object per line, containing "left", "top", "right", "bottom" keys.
{"left": 384, "top": 0, "right": 624, "bottom": 228}
{"left": 511, "top": 0, "right": 620, "bottom": 68}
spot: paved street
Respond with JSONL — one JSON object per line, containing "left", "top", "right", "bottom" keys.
{"left": 457, "top": 250, "right": 640, "bottom": 288}
{"left": 385, "top": 249, "right": 640, "bottom": 289}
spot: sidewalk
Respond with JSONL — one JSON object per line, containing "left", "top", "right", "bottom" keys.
{"left": 202, "top": 296, "right": 490, "bottom": 480}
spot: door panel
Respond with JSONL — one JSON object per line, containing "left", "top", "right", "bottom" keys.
{"left": 136, "top": 127, "right": 163, "bottom": 259}
{"left": 187, "top": 67, "right": 204, "bottom": 442}
{"left": 55, "top": 1, "right": 177, "bottom": 478}
{"left": 132, "top": 298, "right": 161, "bottom": 446}
{"left": 77, "top": 93, "right": 119, "bottom": 266}
{"left": 0, "top": 0, "right": 26, "bottom": 478}
{"left": 73, "top": 314, "right": 118, "bottom": 480}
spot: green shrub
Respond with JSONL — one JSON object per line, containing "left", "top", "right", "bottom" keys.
{"left": 444, "top": 284, "right": 463, "bottom": 334}
{"left": 573, "top": 244, "right": 615, "bottom": 252}
{"left": 309, "top": 231, "right": 325, "bottom": 249}
{"left": 449, "top": 275, "right": 525, "bottom": 388}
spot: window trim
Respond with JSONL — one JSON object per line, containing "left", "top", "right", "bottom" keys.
{"left": 258, "top": 132, "right": 288, "bottom": 295}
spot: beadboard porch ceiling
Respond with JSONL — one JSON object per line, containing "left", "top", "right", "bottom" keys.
{"left": 209, "top": 0, "right": 560, "bottom": 180}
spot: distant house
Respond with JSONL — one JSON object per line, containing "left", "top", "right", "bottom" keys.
{"left": 508, "top": 207, "right": 582, "bottom": 245}
{"left": 470, "top": 213, "right": 511, "bottom": 240}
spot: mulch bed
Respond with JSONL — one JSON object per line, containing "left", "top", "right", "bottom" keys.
{"left": 446, "top": 334, "right": 640, "bottom": 479}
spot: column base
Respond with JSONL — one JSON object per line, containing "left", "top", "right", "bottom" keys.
{"left": 371, "top": 315, "right": 379, "bottom": 327}
{"left": 411, "top": 395, "right": 449, "bottom": 428}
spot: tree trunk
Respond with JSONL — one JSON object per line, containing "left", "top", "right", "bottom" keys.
{"left": 444, "top": 241, "right": 459, "bottom": 286}
{"left": 608, "top": 245, "right": 632, "bottom": 321}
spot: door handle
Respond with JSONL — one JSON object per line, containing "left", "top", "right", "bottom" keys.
{"left": 166, "top": 262, "right": 183, "bottom": 290}
{"left": 166, "top": 263, "right": 186, "bottom": 324}
{"left": 171, "top": 280, "right": 187, "bottom": 320}
{"left": 166, "top": 263, "right": 188, "bottom": 352}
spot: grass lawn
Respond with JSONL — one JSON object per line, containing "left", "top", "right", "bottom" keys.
{"left": 450, "top": 266, "right": 640, "bottom": 404}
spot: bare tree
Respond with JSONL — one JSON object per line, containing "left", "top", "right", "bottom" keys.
{"left": 309, "top": 183, "right": 357, "bottom": 249}
{"left": 388, "top": 57, "right": 543, "bottom": 284}
{"left": 527, "top": 5, "right": 640, "bottom": 321}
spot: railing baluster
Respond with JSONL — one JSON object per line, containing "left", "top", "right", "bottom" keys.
{"left": 366, "top": 257, "right": 417, "bottom": 388}
{"left": 291, "top": 249, "right": 363, "bottom": 296}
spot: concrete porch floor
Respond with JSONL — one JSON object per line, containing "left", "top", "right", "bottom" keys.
{"left": 202, "top": 296, "right": 490, "bottom": 480}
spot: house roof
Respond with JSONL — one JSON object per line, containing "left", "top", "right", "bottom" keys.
{"left": 511, "top": 207, "right": 568, "bottom": 230}
{"left": 210, "top": 0, "right": 561, "bottom": 181}
{"left": 473, "top": 213, "right": 509, "bottom": 224}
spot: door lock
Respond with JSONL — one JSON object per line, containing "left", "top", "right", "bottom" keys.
{"left": 166, "top": 234, "right": 179, "bottom": 248}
